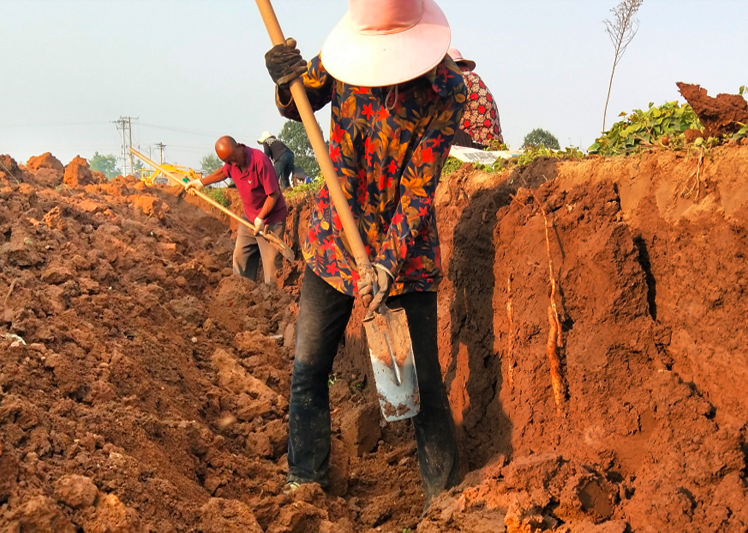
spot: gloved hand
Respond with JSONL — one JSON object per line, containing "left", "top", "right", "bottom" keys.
{"left": 357, "top": 264, "right": 394, "bottom": 314}
{"left": 265, "top": 38, "right": 308, "bottom": 90}
{"left": 185, "top": 178, "right": 204, "bottom": 192}
{"left": 253, "top": 216, "right": 266, "bottom": 236}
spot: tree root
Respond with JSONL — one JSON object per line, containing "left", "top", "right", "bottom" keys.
{"left": 506, "top": 274, "right": 515, "bottom": 389}
{"left": 531, "top": 191, "right": 567, "bottom": 410}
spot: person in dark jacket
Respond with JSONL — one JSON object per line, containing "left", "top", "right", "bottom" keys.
{"left": 258, "top": 131, "right": 294, "bottom": 190}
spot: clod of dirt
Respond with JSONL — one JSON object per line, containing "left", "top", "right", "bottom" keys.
{"left": 26, "top": 152, "right": 64, "bottom": 172}
{"left": 54, "top": 474, "right": 99, "bottom": 509}
{"left": 0, "top": 155, "right": 21, "bottom": 179}
{"left": 677, "top": 82, "right": 748, "bottom": 138}
{"left": 340, "top": 402, "right": 381, "bottom": 456}
{"left": 198, "top": 498, "right": 264, "bottom": 533}
{"left": 63, "top": 155, "right": 100, "bottom": 187}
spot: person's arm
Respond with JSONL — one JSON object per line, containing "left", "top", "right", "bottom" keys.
{"left": 185, "top": 167, "right": 225, "bottom": 191}
{"left": 374, "top": 64, "right": 468, "bottom": 278}
{"left": 257, "top": 190, "right": 279, "bottom": 221}
{"left": 200, "top": 167, "right": 227, "bottom": 186}
{"left": 256, "top": 154, "right": 283, "bottom": 221}
{"left": 263, "top": 143, "right": 272, "bottom": 159}
{"left": 276, "top": 54, "right": 334, "bottom": 120}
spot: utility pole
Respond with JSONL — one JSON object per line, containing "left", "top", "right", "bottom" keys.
{"left": 112, "top": 116, "right": 138, "bottom": 175}
{"left": 155, "top": 143, "right": 166, "bottom": 164}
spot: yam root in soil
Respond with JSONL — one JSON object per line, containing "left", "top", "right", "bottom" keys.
{"left": 532, "top": 191, "right": 567, "bottom": 409}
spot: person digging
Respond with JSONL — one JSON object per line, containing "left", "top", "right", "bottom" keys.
{"left": 185, "top": 136, "right": 287, "bottom": 285}
{"left": 264, "top": 0, "right": 466, "bottom": 509}
{"left": 257, "top": 130, "right": 295, "bottom": 191}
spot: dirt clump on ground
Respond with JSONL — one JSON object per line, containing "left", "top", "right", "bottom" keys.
{"left": 2, "top": 143, "right": 748, "bottom": 532}
{"left": 0, "top": 153, "right": 429, "bottom": 533}
{"left": 677, "top": 82, "right": 748, "bottom": 138}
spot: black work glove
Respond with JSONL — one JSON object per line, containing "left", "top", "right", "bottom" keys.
{"left": 265, "top": 38, "right": 308, "bottom": 90}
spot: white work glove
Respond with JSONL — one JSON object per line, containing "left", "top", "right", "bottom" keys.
{"left": 357, "top": 264, "right": 394, "bottom": 314}
{"left": 253, "top": 216, "right": 267, "bottom": 236}
{"left": 185, "top": 178, "right": 204, "bottom": 192}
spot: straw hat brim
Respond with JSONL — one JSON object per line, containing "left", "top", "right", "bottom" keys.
{"left": 320, "top": 0, "right": 451, "bottom": 87}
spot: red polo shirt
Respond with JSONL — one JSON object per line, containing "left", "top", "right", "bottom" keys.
{"left": 222, "top": 145, "right": 287, "bottom": 224}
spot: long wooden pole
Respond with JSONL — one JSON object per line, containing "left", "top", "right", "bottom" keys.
{"left": 129, "top": 148, "right": 294, "bottom": 262}
{"left": 254, "top": 0, "right": 371, "bottom": 271}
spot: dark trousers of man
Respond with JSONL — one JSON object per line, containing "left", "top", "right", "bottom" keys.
{"left": 274, "top": 151, "right": 294, "bottom": 190}
{"left": 288, "top": 266, "right": 460, "bottom": 506}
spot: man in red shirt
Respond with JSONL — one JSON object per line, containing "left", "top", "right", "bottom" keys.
{"left": 186, "top": 136, "right": 287, "bottom": 284}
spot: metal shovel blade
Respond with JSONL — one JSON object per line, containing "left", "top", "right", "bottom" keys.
{"left": 363, "top": 306, "right": 420, "bottom": 422}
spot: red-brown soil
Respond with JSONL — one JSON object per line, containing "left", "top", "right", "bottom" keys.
{"left": 677, "top": 82, "right": 748, "bottom": 138}
{"left": 2, "top": 142, "right": 748, "bottom": 532}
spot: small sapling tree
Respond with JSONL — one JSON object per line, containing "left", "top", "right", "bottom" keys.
{"left": 602, "top": 0, "right": 644, "bottom": 132}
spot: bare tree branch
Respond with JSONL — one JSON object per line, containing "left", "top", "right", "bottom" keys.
{"left": 602, "top": 0, "right": 644, "bottom": 132}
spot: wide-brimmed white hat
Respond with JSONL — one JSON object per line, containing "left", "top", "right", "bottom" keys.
{"left": 257, "top": 131, "right": 274, "bottom": 144}
{"left": 447, "top": 47, "right": 476, "bottom": 71}
{"left": 320, "top": 0, "right": 451, "bottom": 87}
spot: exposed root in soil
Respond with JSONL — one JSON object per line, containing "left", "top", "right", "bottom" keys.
{"left": 531, "top": 189, "right": 567, "bottom": 410}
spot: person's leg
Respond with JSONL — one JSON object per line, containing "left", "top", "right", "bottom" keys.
{"left": 282, "top": 152, "right": 295, "bottom": 189}
{"left": 387, "top": 291, "right": 460, "bottom": 507}
{"left": 288, "top": 266, "right": 354, "bottom": 486}
{"left": 233, "top": 222, "right": 260, "bottom": 280}
{"left": 256, "top": 220, "right": 285, "bottom": 284}
{"left": 273, "top": 158, "right": 285, "bottom": 188}
{"left": 275, "top": 151, "right": 292, "bottom": 190}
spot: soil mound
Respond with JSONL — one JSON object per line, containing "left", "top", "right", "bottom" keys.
{"left": 677, "top": 82, "right": 748, "bottom": 138}
{"left": 26, "top": 153, "right": 64, "bottom": 173}
{"left": 0, "top": 155, "right": 426, "bottom": 532}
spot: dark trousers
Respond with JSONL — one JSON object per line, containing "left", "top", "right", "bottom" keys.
{"left": 288, "top": 266, "right": 460, "bottom": 505}
{"left": 274, "top": 151, "right": 294, "bottom": 190}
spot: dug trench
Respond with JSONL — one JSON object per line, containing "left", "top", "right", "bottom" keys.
{"left": 0, "top": 144, "right": 747, "bottom": 532}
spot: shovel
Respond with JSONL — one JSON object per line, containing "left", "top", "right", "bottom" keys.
{"left": 130, "top": 147, "right": 294, "bottom": 262}
{"left": 255, "top": 0, "right": 420, "bottom": 421}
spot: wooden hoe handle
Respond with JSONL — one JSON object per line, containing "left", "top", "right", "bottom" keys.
{"left": 254, "top": 0, "right": 372, "bottom": 271}
{"left": 129, "top": 148, "right": 294, "bottom": 261}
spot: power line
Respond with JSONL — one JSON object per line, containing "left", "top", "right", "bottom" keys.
{"left": 138, "top": 122, "right": 218, "bottom": 138}
{"left": 0, "top": 121, "right": 108, "bottom": 129}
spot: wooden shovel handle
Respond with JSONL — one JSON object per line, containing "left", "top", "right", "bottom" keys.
{"left": 254, "top": 0, "right": 371, "bottom": 271}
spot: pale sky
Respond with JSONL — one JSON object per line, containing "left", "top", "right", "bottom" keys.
{"left": 1, "top": 0, "right": 746, "bottom": 172}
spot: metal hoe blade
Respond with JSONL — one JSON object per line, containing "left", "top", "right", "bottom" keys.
{"left": 363, "top": 306, "right": 420, "bottom": 422}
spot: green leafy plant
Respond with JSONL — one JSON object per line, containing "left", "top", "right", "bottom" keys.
{"left": 589, "top": 101, "right": 702, "bottom": 156}
{"left": 284, "top": 177, "right": 323, "bottom": 199}
{"left": 485, "top": 139, "right": 510, "bottom": 151}
{"left": 515, "top": 145, "right": 584, "bottom": 167}
{"left": 204, "top": 187, "right": 231, "bottom": 207}
{"left": 440, "top": 156, "right": 464, "bottom": 179}
{"left": 734, "top": 85, "right": 748, "bottom": 141}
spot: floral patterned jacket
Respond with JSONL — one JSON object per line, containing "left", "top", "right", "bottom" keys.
{"left": 459, "top": 66, "right": 503, "bottom": 146}
{"left": 277, "top": 54, "right": 466, "bottom": 296}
